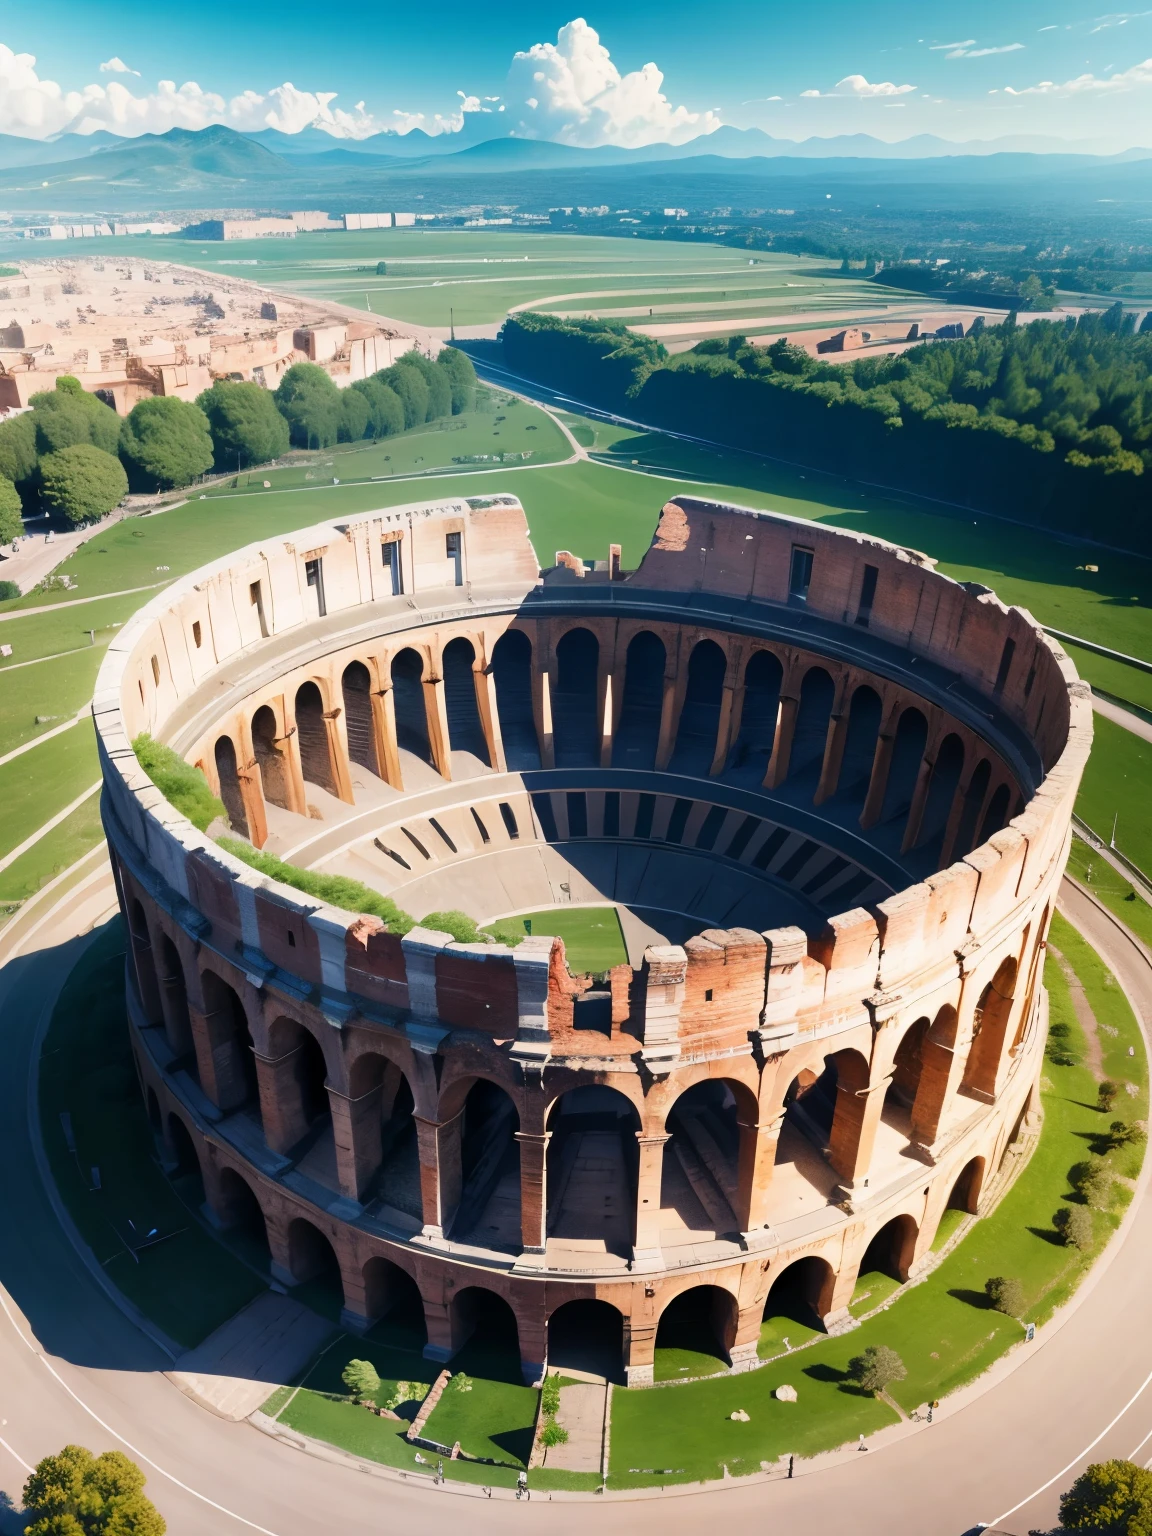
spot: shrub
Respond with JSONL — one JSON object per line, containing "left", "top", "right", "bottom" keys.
{"left": 846, "top": 1345, "right": 906, "bottom": 1395}
{"left": 541, "top": 1376, "right": 561, "bottom": 1415}
{"left": 275, "top": 362, "right": 342, "bottom": 449}
{"left": 23, "top": 1444, "right": 166, "bottom": 1536}
{"left": 449, "top": 1372, "right": 473, "bottom": 1393}
{"left": 338, "top": 387, "right": 372, "bottom": 443}
{"left": 1110, "top": 1119, "right": 1147, "bottom": 1149}
{"left": 133, "top": 734, "right": 225, "bottom": 832}
{"left": 0, "top": 579, "right": 18, "bottom": 600}
{"left": 985, "top": 1276, "right": 1026, "bottom": 1317}
{"left": 0, "top": 475, "right": 22, "bottom": 542}
{"left": 1070, "top": 1157, "right": 1114, "bottom": 1209}
{"left": 540, "top": 1420, "right": 569, "bottom": 1449}
{"left": 438, "top": 346, "right": 477, "bottom": 413}
{"left": 1054, "top": 1205, "right": 1094, "bottom": 1250}
{"left": 421, "top": 909, "right": 484, "bottom": 943}
{"left": 119, "top": 396, "right": 214, "bottom": 491}
{"left": 39, "top": 444, "right": 128, "bottom": 525}
{"left": 1098, "top": 1079, "right": 1121, "bottom": 1112}
{"left": 216, "top": 837, "right": 414, "bottom": 932}
{"left": 196, "top": 379, "right": 290, "bottom": 470}
{"left": 1060, "top": 1460, "right": 1152, "bottom": 1532}
{"left": 342, "top": 1359, "right": 381, "bottom": 1403}
{"left": 383, "top": 1380, "right": 419, "bottom": 1412}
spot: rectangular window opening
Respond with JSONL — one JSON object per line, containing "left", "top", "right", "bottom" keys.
{"left": 694, "top": 804, "right": 728, "bottom": 851}
{"left": 566, "top": 791, "right": 588, "bottom": 838}
{"left": 383, "top": 538, "right": 403, "bottom": 596}
{"left": 633, "top": 793, "right": 656, "bottom": 840}
{"left": 993, "top": 637, "right": 1016, "bottom": 695}
{"left": 446, "top": 531, "right": 463, "bottom": 587}
{"left": 192, "top": 620, "right": 202, "bottom": 649}
{"left": 855, "top": 564, "right": 879, "bottom": 628}
{"left": 602, "top": 791, "right": 620, "bottom": 839}
{"left": 287, "top": 931, "right": 296, "bottom": 948}
{"left": 373, "top": 837, "right": 411, "bottom": 870}
{"left": 664, "top": 798, "right": 693, "bottom": 846}
{"left": 428, "top": 817, "right": 457, "bottom": 853}
{"left": 305, "top": 557, "right": 327, "bottom": 617}
{"left": 250, "top": 580, "right": 269, "bottom": 637}
{"left": 401, "top": 826, "right": 432, "bottom": 861}
{"left": 470, "top": 808, "right": 490, "bottom": 844}
{"left": 531, "top": 793, "right": 558, "bottom": 842}
{"left": 499, "top": 801, "right": 520, "bottom": 839}
{"left": 150, "top": 655, "right": 160, "bottom": 685}
{"left": 704, "top": 988, "right": 714, "bottom": 1002}
{"left": 789, "top": 545, "right": 814, "bottom": 604}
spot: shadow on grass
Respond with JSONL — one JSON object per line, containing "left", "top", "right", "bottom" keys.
{"left": 491, "top": 1426, "right": 536, "bottom": 1465}
{"left": 947, "top": 1288, "right": 994, "bottom": 1310}
{"left": 1026, "top": 1226, "right": 1067, "bottom": 1247}
{"left": 802, "top": 1362, "right": 876, "bottom": 1398}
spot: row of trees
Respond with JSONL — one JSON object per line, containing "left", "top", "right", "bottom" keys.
{"left": 0, "top": 346, "right": 477, "bottom": 532}
{"left": 501, "top": 308, "right": 1152, "bottom": 552}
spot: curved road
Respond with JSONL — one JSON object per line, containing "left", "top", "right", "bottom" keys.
{"left": 0, "top": 867, "right": 1150, "bottom": 1536}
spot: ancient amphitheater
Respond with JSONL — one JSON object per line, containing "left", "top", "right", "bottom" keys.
{"left": 95, "top": 492, "right": 1090, "bottom": 1386}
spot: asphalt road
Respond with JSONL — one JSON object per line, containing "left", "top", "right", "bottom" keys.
{"left": 0, "top": 867, "right": 1150, "bottom": 1536}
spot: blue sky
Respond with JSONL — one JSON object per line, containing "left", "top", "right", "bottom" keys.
{"left": 1, "top": 2, "right": 1150, "bottom": 147}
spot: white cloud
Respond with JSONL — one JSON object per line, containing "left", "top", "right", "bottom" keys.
{"left": 800, "top": 88, "right": 823, "bottom": 97}
{"left": 1039, "top": 23, "right": 1059, "bottom": 29}
{"left": 98, "top": 56, "right": 138, "bottom": 75}
{"left": 1091, "top": 10, "right": 1152, "bottom": 29}
{"left": 1003, "top": 55, "right": 1152, "bottom": 91}
{"left": 947, "top": 42, "right": 1025, "bottom": 56}
{"left": 930, "top": 39, "right": 976, "bottom": 49}
{"left": 504, "top": 18, "right": 720, "bottom": 145}
{"left": 835, "top": 73, "right": 917, "bottom": 95}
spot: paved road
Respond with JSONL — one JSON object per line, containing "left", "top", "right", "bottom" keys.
{"left": 0, "top": 868, "right": 1151, "bottom": 1535}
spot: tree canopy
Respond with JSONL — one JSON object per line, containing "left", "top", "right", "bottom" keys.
{"left": 379, "top": 361, "right": 429, "bottom": 429}
{"left": 39, "top": 444, "right": 128, "bottom": 525}
{"left": 196, "top": 379, "right": 290, "bottom": 469}
{"left": 437, "top": 346, "right": 478, "bottom": 413}
{"left": 119, "top": 396, "right": 214, "bottom": 491}
{"left": 0, "top": 476, "right": 22, "bottom": 542}
{"left": 23, "top": 1444, "right": 166, "bottom": 1536}
{"left": 846, "top": 1344, "right": 907, "bottom": 1395}
{"left": 274, "top": 362, "right": 341, "bottom": 449}
{"left": 0, "top": 411, "right": 37, "bottom": 487}
{"left": 30, "top": 378, "right": 121, "bottom": 457}
{"left": 1061, "top": 1460, "right": 1152, "bottom": 1533}
{"left": 338, "top": 387, "right": 371, "bottom": 443}
{"left": 400, "top": 350, "right": 452, "bottom": 420}
{"left": 350, "top": 376, "right": 405, "bottom": 438}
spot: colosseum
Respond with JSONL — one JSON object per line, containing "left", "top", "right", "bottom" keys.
{"left": 95, "top": 492, "right": 1091, "bottom": 1386}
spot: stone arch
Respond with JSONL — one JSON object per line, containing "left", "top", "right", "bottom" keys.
{"left": 979, "top": 781, "right": 1013, "bottom": 845}
{"left": 781, "top": 1047, "right": 871, "bottom": 1181}
{"left": 198, "top": 968, "right": 260, "bottom": 1118}
{"left": 909, "top": 1004, "right": 961, "bottom": 1148}
{"left": 671, "top": 638, "right": 726, "bottom": 774}
{"left": 391, "top": 649, "right": 433, "bottom": 767}
{"left": 449, "top": 1285, "right": 520, "bottom": 1366}
{"left": 553, "top": 627, "right": 600, "bottom": 767}
{"left": 345, "top": 1051, "right": 419, "bottom": 1212}
{"left": 362, "top": 1256, "right": 427, "bottom": 1343}
{"left": 962, "top": 956, "right": 1019, "bottom": 1099}
{"left": 762, "top": 1254, "right": 837, "bottom": 1332}
{"left": 263, "top": 1015, "right": 332, "bottom": 1154}
{"left": 448, "top": 1078, "right": 521, "bottom": 1250}
{"left": 947, "top": 1155, "right": 985, "bottom": 1215}
{"left": 881, "top": 707, "right": 929, "bottom": 830}
{"left": 730, "top": 648, "right": 783, "bottom": 778}
{"left": 789, "top": 666, "right": 835, "bottom": 784}
{"left": 294, "top": 681, "right": 336, "bottom": 796}
{"left": 286, "top": 1217, "right": 344, "bottom": 1304}
{"left": 491, "top": 628, "right": 539, "bottom": 770}
{"left": 252, "top": 704, "right": 292, "bottom": 810}
{"left": 546, "top": 1085, "right": 641, "bottom": 1253}
{"left": 655, "top": 1283, "right": 739, "bottom": 1370}
{"left": 341, "top": 661, "right": 378, "bottom": 776}
{"left": 127, "top": 898, "right": 162, "bottom": 1026}
{"left": 166, "top": 1112, "right": 205, "bottom": 1205}
{"left": 216, "top": 1165, "right": 271, "bottom": 1261}
{"left": 917, "top": 732, "right": 965, "bottom": 853}
{"left": 547, "top": 1298, "right": 625, "bottom": 1383}
{"left": 885, "top": 1016, "right": 931, "bottom": 1117}
{"left": 157, "top": 933, "right": 192, "bottom": 1055}
{"left": 442, "top": 636, "right": 490, "bottom": 765}
{"left": 953, "top": 757, "right": 992, "bottom": 862}
{"left": 214, "top": 735, "right": 248, "bottom": 837}
{"left": 858, "top": 1213, "right": 919, "bottom": 1283}
{"left": 836, "top": 684, "right": 882, "bottom": 803}
{"left": 612, "top": 630, "right": 666, "bottom": 770}
{"left": 661, "top": 1077, "right": 758, "bottom": 1239}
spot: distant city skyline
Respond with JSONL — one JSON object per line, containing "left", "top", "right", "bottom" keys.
{"left": 1, "top": 5, "right": 1151, "bottom": 150}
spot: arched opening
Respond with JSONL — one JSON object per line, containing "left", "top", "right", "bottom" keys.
{"left": 442, "top": 637, "right": 490, "bottom": 765}
{"left": 760, "top": 1255, "right": 837, "bottom": 1348}
{"left": 362, "top": 1257, "right": 427, "bottom": 1347}
{"left": 491, "top": 628, "right": 539, "bottom": 770}
{"left": 909, "top": 1004, "right": 960, "bottom": 1147}
{"left": 788, "top": 666, "right": 835, "bottom": 785}
{"left": 294, "top": 682, "right": 336, "bottom": 795}
{"left": 835, "top": 685, "right": 882, "bottom": 804}
{"left": 953, "top": 758, "right": 992, "bottom": 861}
{"left": 448, "top": 1078, "right": 521, "bottom": 1250}
{"left": 199, "top": 970, "right": 259, "bottom": 1118}
{"left": 730, "top": 649, "right": 783, "bottom": 778}
{"left": 158, "top": 934, "right": 192, "bottom": 1056}
{"left": 547, "top": 1299, "right": 625, "bottom": 1383}
{"left": 654, "top": 1285, "right": 738, "bottom": 1379}
{"left": 670, "top": 639, "right": 726, "bottom": 774}
{"left": 286, "top": 1218, "right": 344, "bottom": 1315}
{"left": 782, "top": 1061, "right": 838, "bottom": 1145}
{"left": 391, "top": 649, "right": 434, "bottom": 767}
{"left": 166, "top": 1113, "right": 204, "bottom": 1206}
{"left": 612, "top": 630, "right": 666, "bottom": 770}
{"left": 266, "top": 1017, "right": 332, "bottom": 1159}
{"left": 947, "top": 1155, "right": 985, "bottom": 1214}
{"left": 916, "top": 733, "right": 965, "bottom": 853}
{"left": 214, "top": 736, "right": 248, "bottom": 837}
{"left": 216, "top": 1166, "right": 271, "bottom": 1266}
{"left": 252, "top": 705, "right": 292, "bottom": 810}
{"left": 341, "top": 662, "right": 378, "bottom": 776}
{"left": 449, "top": 1287, "right": 522, "bottom": 1381}
{"left": 127, "top": 899, "right": 162, "bottom": 1026}
{"left": 553, "top": 628, "right": 599, "bottom": 767}
{"left": 858, "top": 1213, "right": 918, "bottom": 1283}
{"left": 881, "top": 707, "right": 928, "bottom": 831}
{"left": 661, "top": 1079, "right": 754, "bottom": 1238}
{"left": 962, "top": 957, "right": 1019, "bottom": 1099}
{"left": 346, "top": 1053, "right": 419, "bottom": 1214}
{"left": 145, "top": 1086, "right": 162, "bottom": 1134}
{"left": 546, "top": 1086, "right": 640, "bottom": 1256}
{"left": 885, "top": 1017, "right": 931, "bottom": 1121}
{"left": 979, "top": 781, "right": 1013, "bottom": 845}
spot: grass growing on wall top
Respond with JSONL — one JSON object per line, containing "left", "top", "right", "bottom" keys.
{"left": 216, "top": 836, "right": 414, "bottom": 934}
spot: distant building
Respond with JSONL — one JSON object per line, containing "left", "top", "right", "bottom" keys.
{"left": 182, "top": 218, "right": 298, "bottom": 241}
{"left": 817, "top": 327, "right": 867, "bottom": 354}
{"left": 291, "top": 211, "right": 341, "bottom": 231}
{"left": 393, "top": 213, "right": 416, "bottom": 227}
{"left": 343, "top": 213, "right": 393, "bottom": 230}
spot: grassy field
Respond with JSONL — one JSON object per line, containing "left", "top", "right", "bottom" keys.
{"left": 0, "top": 720, "right": 99, "bottom": 864}
{"left": 484, "top": 906, "right": 628, "bottom": 972}
{"left": 1075, "top": 714, "right": 1152, "bottom": 879}
{"left": 1065, "top": 837, "right": 1152, "bottom": 952}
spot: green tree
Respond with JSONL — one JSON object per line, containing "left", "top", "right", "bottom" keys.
{"left": 436, "top": 345, "right": 477, "bottom": 413}
{"left": 376, "top": 260, "right": 387, "bottom": 275}
{"left": 341, "top": 1359, "right": 381, "bottom": 1402}
{"left": 338, "top": 387, "right": 371, "bottom": 442}
{"left": 195, "top": 379, "right": 289, "bottom": 470}
{"left": 379, "top": 362, "right": 428, "bottom": 429}
{"left": 119, "top": 397, "right": 214, "bottom": 491}
{"left": 1110, "top": 1119, "right": 1147, "bottom": 1149}
{"left": 275, "top": 362, "right": 341, "bottom": 449}
{"left": 31, "top": 378, "right": 120, "bottom": 456}
{"left": 23, "top": 1444, "right": 166, "bottom": 1536}
{"left": 39, "top": 444, "right": 127, "bottom": 526}
{"left": 1070, "top": 1157, "right": 1114, "bottom": 1209}
{"left": 1098, "top": 1079, "right": 1121, "bottom": 1112}
{"left": 1054, "top": 1205, "right": 1094, "bottom": 1250}
{"left": 846, "top": 1345, "right": 906, "bottom": 1395}
{"left": 0, "top": 411, "right": 38, "bottom": 487}
{"left": 351, "top": 376, "right": 405, "bottom": 438}
{"left": 985, "top": 1275, "right": 1026, "bottom": 1317}
{"left": 0, "top": 475, "right": 22, "bottom": 542}
{"left": 1061, "top": 1459, "right": 1152, "bottom": 1533}
{"left": 399, "top": 349, "right": 452, "bottom": 419}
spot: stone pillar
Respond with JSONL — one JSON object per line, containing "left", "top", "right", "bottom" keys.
{"left": 516, "top": 1130, "right": 550, "bottom": 1252}
{"left": 828, "top": 1073, "right": 892, "bottom": 1190}
{"left": 909, "top": 1012, "right": 964, "bottom": 1152}
{"left": 422, "top": 674, "right": 452, "bottom": 780}
{"left": 330, "top": 1083, "right": 384, "bottom": 1203}
{"left": 860, "top": 709, "right": 899, "bottom": 830}
{"left": 415, "top": 1112, "right": 463, "bottom": 1239}
{"left": 814, "top": 678, "right": 853, "bottom": 806}
{"left": 475, "top": 664, "right": 506, "bottom": 772}
{"left": 264, "top": 1205, "right": 296, "bottom": 1290}
{"left": 765, "top": 691, "right": 799, "bottom": 788}
{"left": 710, "top": 683, "right": 737, "bottom": 776}
{"left": 900, "top": 743, "right": 938, "bottom": 853}
{"left": 734, "top": 1112, "right": 784, "bottom": 1235}
{"left": 275, "top": 720, "right": 308, "bottom": 816}
{"left": 535, "top": 668, "right": 555, "bottom": 768}
{"left": 235, "top": 754, "right": 269, "bottom": 848}
{"left": 633, "top": 1132, "right": 670, "bottom": 1262}
{"left": 323, "top": 707, "right": 356, "bottom": 804}
{"left": 654, "top": 671, "right": 680, "bottom": 770}
{"left": 624, "top": 1314, "right": 657, "bottom": 1388}
{"left": 599, "top": 672, "right": 615, "bottom": 768}
{"left": 254, "top": 1046, "right": 312, "bottom": 1154}
{"left": 372, "top": 681, "right": 403, "bottom": 789}
{"left": 730, "top": 1301, "right": 764, "bottom": 1370}
{"left": 189, "top": 1004, "right": 250, "bottom": 1114}
{"left": 158, "top": 968, "right": 193, "bottom": 1056}
{"left": 639, "top": 946, "right": 686, "bottom": 1075}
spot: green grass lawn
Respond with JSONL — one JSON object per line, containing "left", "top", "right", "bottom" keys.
{"left": 0, "top": 791, "right": 105, "bottom": 905}
{"left": 484, "top": 906, "right": 628, "bottom": 972}
{"left": 1065, "top": 836, "right": 1152, "bottom": 952}
{"left": 1061, "top": 642, "right": 1152, "bottom": 717}
{"left": 1075, "top": 714, "right": 1152, "bottom": 879}
{"left": 39, "top": 922, "right": 266, "bottom": 1349}
{"left": 0, "top": 720, "right": 99, "bottom": 862}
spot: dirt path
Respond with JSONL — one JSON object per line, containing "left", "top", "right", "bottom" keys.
{"left": 1051, "top": 946, "right": 1105, "bottom": 1080}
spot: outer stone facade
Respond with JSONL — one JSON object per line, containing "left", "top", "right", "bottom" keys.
{"left": 95, "top": 492, "right": 1090, "bottom": 1386}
